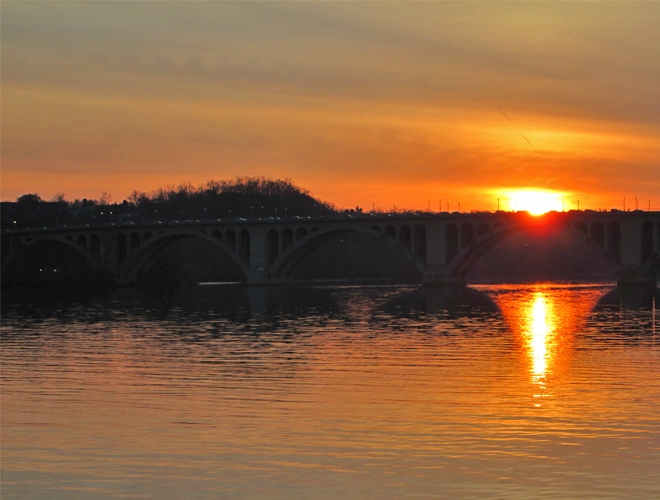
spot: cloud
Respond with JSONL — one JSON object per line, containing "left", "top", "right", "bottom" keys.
{"left": 2, "top": 2, "right": 659, "bottom": 207}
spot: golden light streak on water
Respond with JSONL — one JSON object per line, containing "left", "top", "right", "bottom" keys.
{"left": 489, "top": 284, "right": 598, "bottom": 406}
{"left": 528, "top": 294, "right": 552, "bottom": 381}
{"left": 524, "top": 293, "right": 556, "bottom": 406}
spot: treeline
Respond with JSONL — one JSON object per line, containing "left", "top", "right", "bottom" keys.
{"left": 127, "top": 177, "right": 336, "bottom": 220}
{"left": 1, "top": 177, "right": 338, "bottom": 229}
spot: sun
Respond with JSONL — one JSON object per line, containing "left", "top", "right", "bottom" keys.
{"left": 506, "top": 190, "right": 564, "bottom": 215}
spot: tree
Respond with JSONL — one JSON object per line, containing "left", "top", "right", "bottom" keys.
{"left": 100, "top": 192, "right": 112, "bottom": 205}
{"left": 51, "top": 193, "right": 66, "bottom": 203}
{"left": 17, "top": 193, "right": 42, "bottom": 204}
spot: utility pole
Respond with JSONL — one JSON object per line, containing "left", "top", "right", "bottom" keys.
{"left": 497, "top": 199, "right": 500, "bottom": 211}
{"left": 562, "top": 198, "right": 565, "bottom": 212}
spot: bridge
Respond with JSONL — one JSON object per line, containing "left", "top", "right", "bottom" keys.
{"left": 2, "top": 210, "right": 660, "bottom": 290}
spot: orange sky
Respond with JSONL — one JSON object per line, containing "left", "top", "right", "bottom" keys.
{"left": 2, "top": 2, "right": 659, "bottom": 211}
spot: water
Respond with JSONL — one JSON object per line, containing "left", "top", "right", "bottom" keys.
{"left": 2, "top": 283, "right": 659, "bottom": 499}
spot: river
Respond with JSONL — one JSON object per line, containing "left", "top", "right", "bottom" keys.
{"left": 2, "top": 283, "right": 658, "bottom": 499}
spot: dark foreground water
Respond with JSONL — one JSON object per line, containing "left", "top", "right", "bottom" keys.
{"left": 2, "top": 283, "right": 659, "bottom": 499}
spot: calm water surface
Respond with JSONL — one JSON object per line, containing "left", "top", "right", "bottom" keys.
{"left": 2, "top": 283, "right": 659, "bottom": 499}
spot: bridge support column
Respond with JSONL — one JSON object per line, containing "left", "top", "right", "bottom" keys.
{"left": 617, "top": 266, "right": 656, "bottom": 287}
{"left": 616, "top": 279, "right": 657, "bottom": 310}
{"left": 613, "top": 219, "right": 657, "bottom": 307}
{"left": 423, "top": 272, "right": 463, "bottom": 286}
{"left": 246, "top": 227, "right": 271, "bottom": 285}
{"left": 422, "top": 223, "right": 463, "bottom": 286}
{"left": 620, "top": 219, "right": 645, "bottom": 268}
{"left": 616, "top": 266, "right": 656, "bottom": 307}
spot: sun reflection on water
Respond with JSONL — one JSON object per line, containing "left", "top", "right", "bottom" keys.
{"left": 487, "top": 284, "right": 601, "bottom": 405}
{"left": 528, "top": 293, "right": 553, "bottom": 381}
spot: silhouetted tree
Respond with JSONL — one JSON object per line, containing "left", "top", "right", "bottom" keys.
{"left": 2, "top": 177, "right": 338, "bottom": 230}
{"left": 17, "top": 194, "right": 42, "bottom": 205}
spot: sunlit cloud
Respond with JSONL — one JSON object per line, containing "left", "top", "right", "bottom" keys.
{"left": 1, "top": 2, "right": 659, "bottom": 207}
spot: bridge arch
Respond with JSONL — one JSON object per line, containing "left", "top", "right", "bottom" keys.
{"left": 295, "top": 227, "right": 307, "bottom": 241}
{"left": 447, "top": 220, "right": 623, "bottom": 281}
{"left": 117, "top": 231, "right": 251, "bottom": 284}
{"left": 1, "top": 236, "right": 97, "bottom": 278}
{"left": 269, "top": 225, "right": 426, "bottom": 282}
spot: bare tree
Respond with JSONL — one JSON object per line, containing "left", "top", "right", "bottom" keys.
{"left": 100, "top": 192, "right": 112, "bottom": 205}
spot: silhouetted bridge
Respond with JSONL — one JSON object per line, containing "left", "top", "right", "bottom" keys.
{"left": 3, "top": 211, "right": 660, "bottom": 288}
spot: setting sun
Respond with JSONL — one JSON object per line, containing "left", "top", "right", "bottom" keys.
{"left": 506, "top": 190, "right": 565, "bottom": 215}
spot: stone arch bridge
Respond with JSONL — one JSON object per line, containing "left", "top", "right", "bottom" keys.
{"left": 3, "top": 211, "right": 660, "bottom": 288}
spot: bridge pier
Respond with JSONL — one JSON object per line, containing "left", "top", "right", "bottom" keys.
{"left": 616, "top": 266, "right": 657, "bottom": 288}
{"left": 243, "top": 227, "right": 270, "bottom": 285}
{"left": 422, "top": 271, "right": 463, "bottom": 287}
{"left": 615, "top": 217, "right": 658, "bottom": 307}
{"left": 247, "top": 269, "right": 270, "bottom": 285}
{"left": 616, "top": 266, "right": 657, "bottom": 308}
{"left": 422, "top": 224, "right": 461, "bottom": 286}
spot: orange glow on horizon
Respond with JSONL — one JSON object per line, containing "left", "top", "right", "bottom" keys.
{"left": 504, "top": 190, "right": 565, "bottom": 215}
{"left": 2, "top": 3, "right": 659, "bottom": 211}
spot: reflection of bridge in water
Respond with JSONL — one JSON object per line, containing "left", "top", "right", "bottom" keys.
{"left": 3, "top": 211, "right": 660, "bottom": 290}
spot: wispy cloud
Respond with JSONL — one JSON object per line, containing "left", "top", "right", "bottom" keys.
{"left": 2, "top": 2, "right": 659, "bottom": 208}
